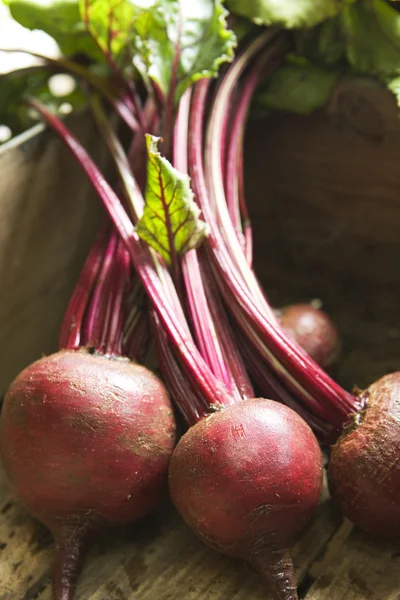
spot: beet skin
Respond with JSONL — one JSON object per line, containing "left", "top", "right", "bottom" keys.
{"left": 0, "top": 349, "right": 176, "bottom": 599}
{"left": 169, "top": 398, "right": 323, "bottom": 600}
{"left": 278, "top": 304, "right": 340, "bottom": 368}
{"left": 329, "top": 372, "right": 400, "bottom": 537}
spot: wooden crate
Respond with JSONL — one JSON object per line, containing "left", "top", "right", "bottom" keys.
{"left": 0, "top": 79, "right": 399, "bottom": 599}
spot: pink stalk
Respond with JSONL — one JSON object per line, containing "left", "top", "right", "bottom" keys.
{"left": 59, "top": 224, "right": 109, "bottom": 350}
{"left": 237, "top": 150, "right": 253, "bottom": 265}
{"left": 103, "top": 237, "right": 131, "bottom": 355}
{"left": 224, "top": 63, "right": 265, "bottom": 262}
{"left": 188, "top": 74, "right": 358, "bottom": 432}
{"left": 29, "top": 98, "right": 233, "bottom": 422}
{"left": 174, "top": 92, "right": 240, "bottom": 397}
{"left": 82, "top": 231, "right": 118, "bottom": 349}
{"left": 152, "top": 312, "right": 209, "bottom": 425}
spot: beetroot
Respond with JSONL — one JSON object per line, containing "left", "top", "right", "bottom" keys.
{"left": 277, "top": 303, "right": 340, "bottom": 368}
{"left": 169, "top": 399, "right": 323, "bottom": 599}
{"left": 328, "top": 373, "right": 400, "bottom": 537}
{"left": 0, "top": 349, "right": 176, "bottom": 599}
{"left": 0, "top": 227, "right": 176, "bottom": 599}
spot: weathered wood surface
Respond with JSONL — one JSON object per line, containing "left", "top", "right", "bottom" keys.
{"left": 0, "top": 119, "right": 104, "bottom": 392}
{"left": 1, "top": 80, "right": 400, "bottom": 599}
{"left": 247, "top": 77, "right": 400, "bottom": 392}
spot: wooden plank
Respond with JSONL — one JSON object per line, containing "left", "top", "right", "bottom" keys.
{"left": 246, "top": 77, "right": 400, "bottom": 392}
{"left": 0, "top": 119, "right": 104, "bottom": 394}
{"left": 305, "top": 523, "right": 400, "bottom": 600}
{"left": 0, "top": 471, "right": 339, "bottom": 599}
{"left": 1, "top": 468, "right": 398, "bottom": 600}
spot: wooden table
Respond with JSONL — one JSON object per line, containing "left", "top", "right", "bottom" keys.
{"left": 0, "top": 80, "right": 400, "bottom": 599}
{"left": 1, "top": 470, "right": 399, "bottom": 600}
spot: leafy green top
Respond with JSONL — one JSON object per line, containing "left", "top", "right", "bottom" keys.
{"left": 5, "top": 0, "right": 236, "bottom": 105}
{"left": 226, "top": 0, "right": 348, "bottom": 29}
{"left": 253, "top": 0, "right": 400, "bottom": 116}
{"left": 132, "top": 0, "right": 236, "bottom": 102}
{"left": 5, "top": 0, "right": 101, "bottom": 58}
{"left": 6, "top": 0, "right": 400, "bottom": 128}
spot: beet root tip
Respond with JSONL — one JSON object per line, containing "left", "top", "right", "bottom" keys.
{"left": 250, "top": 545, "right": 298, "bottom": 600}
{"left": 53, "top": 526, "right": 87, "bottom": 600}
{"left": 169, "top": 398, "right": 322, "bottom": 600}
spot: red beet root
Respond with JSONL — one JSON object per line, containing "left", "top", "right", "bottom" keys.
{"left": 328, "top": 372, "right": 400, "bottom": 537}
{"left": 277, "top": 304, "right": 340, "bottom": 369}
{"left": 169, "top": 399, "right": 323, "bottom": 600}
{"left": 0, "top": 349, "right": 176, "bottom": 600}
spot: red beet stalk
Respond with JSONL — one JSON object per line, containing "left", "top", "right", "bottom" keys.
{"left": 221, "top": 49, "right": 340, "bottom": 370}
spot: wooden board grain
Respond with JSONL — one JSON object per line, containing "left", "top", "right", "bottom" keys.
{"left": 247, "top": 77, "right": 400, "bottom": 392}
{"left": 0, "top": 473, "right": 341, "bottom": 600}
{"left": 1, "top": 79, "right": 400, "bottom": 599}
{"left": 307, "top": 524, "right": 400, "bottom": 600}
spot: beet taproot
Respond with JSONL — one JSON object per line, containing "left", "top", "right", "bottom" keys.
{"left": 169, "top": 398, "right": 323, "bottom": 600}
{"left": 277, "top": 304, "right": 340, "bottom": 369}
{"left": 0, "top": 349, "right": 176, "bottom": 600}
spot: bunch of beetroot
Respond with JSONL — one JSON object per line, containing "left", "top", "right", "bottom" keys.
{"left": 1, "top": 5, "right": 400, "bottom": 600}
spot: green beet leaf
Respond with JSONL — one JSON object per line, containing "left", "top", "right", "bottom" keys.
{"left": 136, "top": 135, "right": 208, "bottom": 265}
{"left": 5, "top": 0, "right": 235, "bottom": 106}
{"left": 225, "top": 0, "right": 347, "bottom": 29}
{"left": 78, "top": 0, "right": 155, "bottom": 67}
{"left": 294, "top": 17, "right": 347, "bottom": 67}
{"left": 255, "top": 60, "right": 340, "bottom": 116}
{"left": 386, "top": 76, "right": 400, "bottom": 107}
{"left": 341, "top": 0, "right": 400, "bottom": 77}
{"left": 132, "top": 0, "right": 236, "bottom": 102}
{"left": 5, "top": 0, "right": 101, "bottom": 59}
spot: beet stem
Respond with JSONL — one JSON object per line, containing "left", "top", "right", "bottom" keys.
{"left": 29, "top": 99, "right": 233, "bottom": 413}
{"left": 224, "top": 57, "right": 265, "bottom": 264}
{"left": 199, "top": 253, "right": 254, "bottom": 399}
{"left": 59, "top": 223, "right": 109, "bottom": 350}
{"left": 82, "top": 231, "right": 118, "bottom": 350}
{"left": 103, "top": 237, "right": 131, "bottom": 355}
{"left": 174, "top": 91, "right": 241, "bottom": 399}
{"left": 152, "top": 311, "right": 209, "bottom": 424}
{"left": 162, "top": 5, "right": 182, "bottom": 158}
{"left": 188, "top": 34, "right": 360, "bottom": 428}
{"left": 128, "top": 97, "right": 159, "bottom": 193}
{"left": 123, "top": 279, "right": 150, "bottom": 362}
